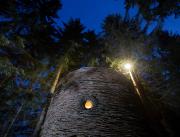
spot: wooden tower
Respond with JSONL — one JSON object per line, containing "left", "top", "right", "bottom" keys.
{"left": 40, "top": 67, "right": 156, "bottom": 137}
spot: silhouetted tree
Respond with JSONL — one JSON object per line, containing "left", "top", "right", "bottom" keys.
{"left": 0, "top": 0, "right": 62, "bottom": 58}
{"left": 124, "top": 0, "right": 179, "bottom": 32}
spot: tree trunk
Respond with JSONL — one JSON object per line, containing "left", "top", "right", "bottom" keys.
{"left": 40, "top": 67, "right": 167, "bottom": 137}
{"left": 33, "top": 65, "right": 63, "bottom": 136}
{"left": 50, "top": 65, "right": 62, "bottom": 94}
{"left": 3, "top": 102, "right": 24, "bottom": 137}
{"left": 32, "top": 107, "right": 46, "bottom": 137}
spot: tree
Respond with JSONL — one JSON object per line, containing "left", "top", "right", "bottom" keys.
{"left": 57, "top": 18, "right": 104, "bottom": 68}
{"left": 0, "top": 1, "right": 63, "bottom": 136}
{"left": 0, "top": 34, "right": 36, "bottom": 136}
{"left": 0, "top": 0, "right": 62, "bottom": 58}
{"left": 101, "top": 13, "right": 180, "bottom": 136}
{"left": 102, "top": 14, "right": 151, "bottom": 67}
{"left": 124, "top": 0, "right": 180, "bottom": 32}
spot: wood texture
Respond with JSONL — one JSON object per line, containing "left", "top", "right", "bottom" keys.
{"left": 40, "top": 67, "right": 155, "bottom": 137}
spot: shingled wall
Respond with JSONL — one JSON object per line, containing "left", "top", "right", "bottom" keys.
{"left": 40, "top": 67, "right": 155, "bottom": 137}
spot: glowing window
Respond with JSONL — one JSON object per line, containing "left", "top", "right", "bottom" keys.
{"left": 84, "top": 100, "right": 93, "bottom": 109}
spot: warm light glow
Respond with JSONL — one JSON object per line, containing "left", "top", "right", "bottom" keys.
{"left": 124, "top": 63, "right": 132, "bottom": 70}
{"left": 84, "top": 100, "right": 93, "bottom": 109}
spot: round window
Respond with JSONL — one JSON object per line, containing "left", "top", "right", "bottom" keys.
{"left": 84, "top": 100, "right": 93, "bottom": 109}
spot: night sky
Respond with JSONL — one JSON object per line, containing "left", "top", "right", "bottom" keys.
{"left": 57, "top": 0, "right": 180, "bottom": 34}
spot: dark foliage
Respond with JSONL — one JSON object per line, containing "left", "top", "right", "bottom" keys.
{"left": 0, "top": 0, "right": 179, "bottom": 136}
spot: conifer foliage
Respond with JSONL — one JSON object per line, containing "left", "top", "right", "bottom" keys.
{"left": 0, "top": 0, "right": 179, "bottom": 136}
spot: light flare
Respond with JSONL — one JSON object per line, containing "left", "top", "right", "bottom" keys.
{"left": 124, "top": 63, "right": 132, "bottom": 70}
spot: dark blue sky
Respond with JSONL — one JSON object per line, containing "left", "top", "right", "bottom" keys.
{"left": 57, "top": 0, "right": 180, "bottom": 34}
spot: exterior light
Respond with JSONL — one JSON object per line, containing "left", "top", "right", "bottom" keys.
{"left": 84, "top": 100, "right": 93, "bottom": 109}
{"left": 124, "top": 63, "right": 132, "bottom": 70}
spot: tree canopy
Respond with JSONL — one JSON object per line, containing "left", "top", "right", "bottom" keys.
{"left": 0, "top": 0, "right": 179, "bottom": 136}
